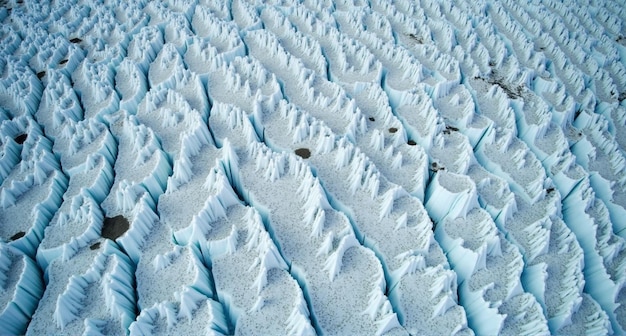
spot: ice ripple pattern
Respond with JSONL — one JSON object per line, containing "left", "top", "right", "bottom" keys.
{"left": 1, "top": 0, "right": 626, "bottom": 334}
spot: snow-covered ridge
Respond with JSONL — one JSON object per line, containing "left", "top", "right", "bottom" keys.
{"left": 1, "top": 0, "right": 626, "bottom": 334}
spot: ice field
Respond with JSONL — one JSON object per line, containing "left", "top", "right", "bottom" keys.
{"left": 1, "top": 0, "right": 626, "bottom": 334}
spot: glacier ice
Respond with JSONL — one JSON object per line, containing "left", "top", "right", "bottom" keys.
{"left": 2, "top": 0, "right": 626, "bottom": 334}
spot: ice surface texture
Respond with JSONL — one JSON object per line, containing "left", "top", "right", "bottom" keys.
{"left": 1, "top": 0, "right": 626, "bottom": 334}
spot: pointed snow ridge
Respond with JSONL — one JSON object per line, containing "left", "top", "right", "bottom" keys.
{"left": 260, "top": 6, "right": 327, "bottom": 76}
{"left": 435, "top": 208, "right": 499, "bottom": 283}
{"left": 499, "top": 293, "right": 550, "bottom": 335}
{"left": 324, "top": 234, "right": 359, "bottom": 281}
{"left": 0, "top": 115, "right": 48, "bottom": 184}
{"left": 0, "top": 25, "right": 21, "bottom": 56}
{"left": 0, "top": 58, "right": 43, "bottom": 117}
{"left": 71, "top": 59, "right": 119, "bottom": 120}
{"left": 191, "top": 6, "right": 244, "bottom": 60}
{"left": 469, "top": 77, "right": 518, "bottom": 133}
{"left": 231, "top": 0, "right": 262, "bottom": 32}
{"left": 429, "top": 130, "right": 474, "bottom": 175}
{"left": 315, "top": 129, "right": 335, "bottom": 155}
{"left": 184, "top": 37, "right": 225, "bottom": 77}
{"left": 559, "top": 294, "right": 610, "bottom": 335}
{"left": 102, "top": 115, "right": 171, "bottom": 213}
{"left": 37, "top": 193, "right": 104, "bottom": 269}
{"left": 324, "top": 31, "right": 383, "bottom": 85}
{"left": 129, "top": 295, "right": 228, "bottom": 335}
{"left": 44, "top": 240, "right": 136, "bottom": 334}
{"left": 148, "top": 43, "right": 185, "bottom": 89}
{"left": 513, "top": 93, "right": 552, "bottom": 144}
{"left": 296, "top": 168, "right": 332, "bottom": 236}
{"left": 362, "top": 258, "right": 392, "bottom": 319}
{"left": 285, "top": 290, "right": 316, "bottom": 335}
{"left": 163, "top": 12, "right": 194, "bottom": 50}
{"left": 389, "top": 263, "right": 472, "bottom": 334}
{"left": 127, "top": 26, "right": 164, "bottom": 72}
{"left": 248, "top": 141, "right": 287, "bottom": 183}
{"left": 475, "top": 130, "right": 546, "bottom": 204}
{"left": 177, "top": 166, "right": 242, "bottom": 246}
{"left": 209, "top": 102, "right": 259, "bottom": 148}
{"left": 36, "top": 70, "right": 83, "bottom": 140}
{"left": 564, "top": 182, "right": 626, "bottom": 333}
{"left": 375, "top": 313, "right": 402, "bottom": 336}
{"left": 0, "top": 139, "right": 21, "bottom": 186}
{"left": 1, "top": 169, "right": 67, "bottom": 257}
{"left": 370, "top": 129, "right": 385, "bottom": 151}
{"left": 392, "top": 86, "right": 441, "bottom": 151}
{"left": 433, "top": 84, "right": 489, "bottom": 146}
{"left": 59, "top": 119, "right": 117, "bottom": 172}
{"left": 207, "top": 56, "right": 282, "bottom": 115}
{"left": 379, "top": 186, "right": 409, "bottom": 220}
{"left": 0, "top": 243, "right": 44, "bottom": 335}
{"left": 425, "top": 171, "right": 478, "bottom": 223}
{"left": 117, "top": 194, "right": 158, "bottom": 264}
{"left": 528, "top": 218, "right": 586, "bottom": 333}
{"left": 117, "top": 59, "right": 148, "bottom": 113}
{"left": 467, "top": 163, "right": 517, "bottom": 228}
{"left": 136, "top": 85, "right": 211, "bottom": 162}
